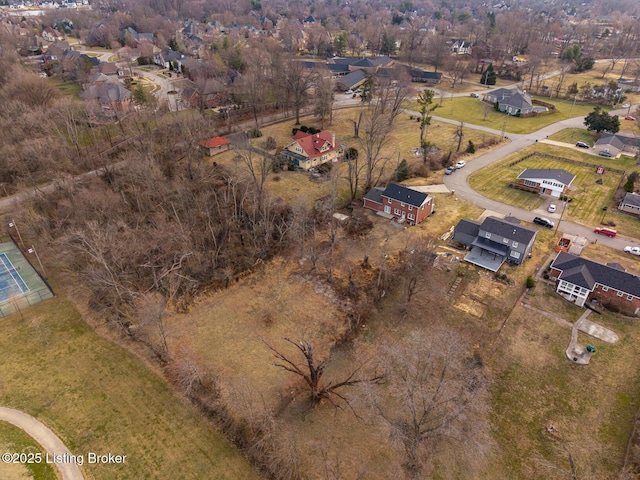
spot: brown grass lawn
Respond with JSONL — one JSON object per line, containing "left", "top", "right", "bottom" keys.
{"left": 0, "top": 297, "right": 258, "bottom": 480}
{"left": 468, "top": 145, "right": 626, "bottom": 229}
{"left": 564, "top": 61, "right": 640, "bottom": 106}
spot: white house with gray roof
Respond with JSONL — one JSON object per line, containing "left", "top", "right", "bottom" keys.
{"left": 514, "top": 168, "right": 576, "bottom": 198}
{"left": 485, "top": 88, "right": 534, "bottom": 115}
{"left": 453, "top": 216, "right": 537, "bottom": 271}
{"left": 619, "top": 192, "right": 640, "bottom": 217}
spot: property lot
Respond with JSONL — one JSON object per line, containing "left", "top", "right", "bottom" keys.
{"left": 469, "top": 147, "right": 624, "bottom": 229}
{"left": 406, "top": 96, "right": 610, "bottom": 135}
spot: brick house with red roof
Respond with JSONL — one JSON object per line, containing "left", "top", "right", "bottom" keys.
{"left": 280, "top": 130, "right": 343, "bottom": 170}
{"left": 198, "top": 136, "right": 231, "bottom": 156}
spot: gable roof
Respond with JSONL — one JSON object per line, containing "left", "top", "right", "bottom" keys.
{"left": 453, "top": 218, "right": 481, "bottom": 245}
{"left": 198, "top": 136, "right": 230, "bottom": 149}
{"left": 364, "top": 186, "right": 385, "bottom": 204}
{"left": 621, "top": 192, "right": 640, "bottom": 208}
{"left": 336, "top": 69, "right": 366, "bottom": 89}
{"left": 551, "top": 251, "right": 640, "bottom": 297}
{"left": 517, "top": 168, "right": 576, "bottom": 186}
{"left": 596, "top": 133, "right": 627, "bottom": 150}
{"left": 480, "top": 216, "right": 537, "bottom": 244}
{"left": 381, "top": 184, "right": 428, "bottom": 208}
{"left": 292, "top": 130, "right": 340, "bottom": 158}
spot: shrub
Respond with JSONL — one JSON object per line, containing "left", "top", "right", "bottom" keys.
{"left": 526, "top": 275, "right": 535, "bottom": 289}
{"left": 395, "top": 159, "right": 410, "bottom": 182}
{"left": 264, "top": 136, "right": 276, "bottom": 150}
{"left": 248, "top": 128, "right": 262, "bottom": 138}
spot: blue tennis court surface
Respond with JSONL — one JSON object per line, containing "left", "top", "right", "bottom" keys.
{"left": 0, "top": 252, "right": 29, "bottom": 302}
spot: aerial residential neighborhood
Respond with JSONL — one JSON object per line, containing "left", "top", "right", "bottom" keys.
{"left": 3, "top": 0, "right": 640, "bottom": 479}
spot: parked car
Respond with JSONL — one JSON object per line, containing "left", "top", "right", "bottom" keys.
{"left": 594, "top": 227, "right": 617, "bottom": 237}
{"left": 533, "top": 217, "right": 554, "bottom": 228}
{"left": 624, "top": 246, "right": 640, "bottom": 255}
{"left": 455, "top": 160, "right": 466, "bottom": 169}
{"left": 599, "top": 149, "right": 613, "bottom": 158}
{"left": 344, "top": 90, "right": 353, "bottom": 95}
{"left": 622, "top": 103, "right": 631, "bottom": 108}
{"left": 575, "top": 141, "right": 590, "bottom": 149}
{"left": 445, "top": 166, "right": 455, "bottom": 175}
{"left": 548, "top": 204, "right": 557, "bottom": 213}
{"left": 354, "top": 88, "right": 363, "bottom": 94}
{"left": 625, "top": 115, "right": 636, "bottom": 121}
{"left": 470, "top": 92, "right": 479, "bottom": 98}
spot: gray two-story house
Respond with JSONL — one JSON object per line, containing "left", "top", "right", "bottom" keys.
{"left": 453, "top": 216, "right": 537, "bottom": 271}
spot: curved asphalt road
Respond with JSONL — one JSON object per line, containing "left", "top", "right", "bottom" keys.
{"left": 441, "top": 109, "right": 636, "bottom": 251}
{"left": 0, "top": 407, "right": 84, "bottom": 480}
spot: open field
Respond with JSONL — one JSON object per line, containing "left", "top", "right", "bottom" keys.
{"left": 468, "top": 145, "right": 629, "bottom": 229}
{"left": 50, "top": 79, "right": 82, "bottom": 97}
{"left": 564, "top": 60, "right": 640, "bottom": 105}
{"left": 0, "top": 296, "right": 259, "bottom": 480}
{"left": 406, "top": 96, "right": 612, "bottom": 134}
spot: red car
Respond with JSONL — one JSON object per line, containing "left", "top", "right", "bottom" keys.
{"left": 594, "top": 227, "right": 617, "bottom": 237}
{"left": 624, "top": 115, "right": 636, "bottom": 121}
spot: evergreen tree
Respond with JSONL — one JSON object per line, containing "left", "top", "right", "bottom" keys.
{"left": 480, "top": 64, "right": 496, "bottom": 85}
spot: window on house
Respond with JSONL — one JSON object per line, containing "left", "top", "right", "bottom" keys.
{"left": 401, "top": 202, "right": 405, "bottom": 207}
{"left": 510, "top": 251, "right": 521, "bottom": 259}
{"left": 512, "top": 242, "right": 519, "bottom": 248}
{"left": 628, "top": 295, "right": 633, "bottom": 301}
{"left": 394, "top": 209, "right": 400, "bottom": 215}
{"left": 388, "top": 198, "right": 392, "bottom": 203}
{"left": 485, "top": 232, "right": 491, "bottom": 238}
{"left": 602, "top": 286, "right": 609, "bottom": 292}
{"left": 408, "top": 206, "right": 413, "bottom": 211}
{"left": 408, "top": 214, "right": 415, "bottom": 220}
{"left": 524, "top": 180, "right": 537, "bottom": 188}
{"left": 617, "top": 291, "right": 624, "bottom": 297}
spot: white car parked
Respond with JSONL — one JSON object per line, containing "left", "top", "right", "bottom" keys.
{"left": 548, "top": 204, "right": 557, "bottom": 213}
{"left": 455, "top": 160, "right": 466, "bottom": 169}
{"left": 624, "top": 246, "right": 640, "bottom": 256}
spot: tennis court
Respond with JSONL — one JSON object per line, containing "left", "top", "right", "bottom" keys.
{"left": 0, "top": 241, "right": 53, "bottom": 318}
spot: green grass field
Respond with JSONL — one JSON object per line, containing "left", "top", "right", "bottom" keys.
{"left": 406, "top": 96, "right": 612, "bottom": 135}
{"left": 468, "top": 148, "right": 623, "bottom": 229}
{"left": 548, "top": 128, "right": 596, "bottom": 146}
{"left": 0, "top": 297, "right": 259, "bottom": 480}
{"left": 0, "top": 421, "right": 57, "bottom": 480}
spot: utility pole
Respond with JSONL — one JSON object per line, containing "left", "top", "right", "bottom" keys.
{"left": 28, "top": 246, "right": 47, "bottom": 279}
{"left": 8, "top": 220, "right": 25, "bottom": 249}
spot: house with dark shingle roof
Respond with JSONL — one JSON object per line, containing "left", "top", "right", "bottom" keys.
{"left": 453, "top": 216, "right": 537, "bottom": 271}
{"left": 335, "top": 69, "right": 367, "bottom": 91}
{"left": 485, "top": 88, "right": 534, "bottom": 115}
{"left": 596, "top": 133, "right": 640, "bottom": 156}
{"left": 409, "top": 69, "right": 442, "bottom": 85}
{"left": 619, "top": 192, "right": 640, "bottom": 217}
{"left": 364, "top": 184, "right": 434, "bottom": 225}
{"left": 514, "top": 168, "right": 576, "bottom": 198}
{"left": 550, "top": 251, "right": 640, "bottom": 314}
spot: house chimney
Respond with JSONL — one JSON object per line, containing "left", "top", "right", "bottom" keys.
{"left": 331, "top": 133, "right": 336, "bottom": 148}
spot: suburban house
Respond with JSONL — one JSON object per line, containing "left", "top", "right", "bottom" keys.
{"left": 280, "top": 130, "right": 343, "bottom": 170}
{"left": 512, "top": 168, "right": 576, "bottom": 198}
{"left": 596, "top": 133, "right": 640, "bottom": 156}
{"left": 80, "top": 74, "right": 131, "bottom": 118}
{"left": 550, "top": 251, "right": 640, "bottom": 315}
{"left": 619, "top": 192, "right": 640, "bottom": 217}
{"left": 153, "top": 47, "right": 185, "bottom": 71}
{"left": 198, "top": 136, "right": 231, "bottom": 156}
{"left": 122, "top": 27, "right": 154, "bottom": 46}
{"left": 409, "top": 69, "right": 442, "bottom": 85}
{"left": 41, "top": 27, "right": 64, "bottom": 43}
{"left": 363, "top": 184, "right": 434, "bottom": 225}
{"left": 452, "top": 216, "right": 537, "bottom": 271}
{"left": 485, "top": 88, "right": 534, "bottom": 115}
{"left": 326, "top": 56, "right": 394, "bottom": 90}
{"left": 335, "top": 69, "right": 367, "bottom": 91}
{"left": 451, "top": 39, "right": 472, "bottom": 55}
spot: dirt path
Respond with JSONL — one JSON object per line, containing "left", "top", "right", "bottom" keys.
{"left": 0, "top": 407, "right": 84, "bottom": 480}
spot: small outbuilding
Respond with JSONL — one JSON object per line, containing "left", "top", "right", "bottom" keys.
{"left": 198, "top": 136, "right": 231, "bottom": 156}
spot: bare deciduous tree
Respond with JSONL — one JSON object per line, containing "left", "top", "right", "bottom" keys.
{"left": 313, "top": 70, "right": 335, "bottom": 128}
{"left": 283, "top": 60, "right": 315, "bottom": 125}
{"left": 264, "top": 337, "right": 384, "bottom": 413}
{"left": 134, "top": 291, "right": 169, "bottom": 360}
{"left": 373, "top": 329, "right": 488, "bottom": 477}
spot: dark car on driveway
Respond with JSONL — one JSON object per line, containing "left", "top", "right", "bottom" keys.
{"left": 533, "top": 217, "right": 554, "bottom": 228}
{"left": 599, "top": 149, "right": 613, "bottom": 157}
{"left": 575, "top": 141, "right": 589, "bottom": 148}
{"left": 445, "top": 166, "right": 455, "bottom": 175}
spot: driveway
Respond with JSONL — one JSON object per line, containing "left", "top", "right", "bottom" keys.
{"left": 0, "top": 407, "right": 84, "bottom": 480}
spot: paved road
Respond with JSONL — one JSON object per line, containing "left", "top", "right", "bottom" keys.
{"left": 442, "top": 108, "right": 637, "bottom": 251}
{"left": 0, "top": 407, "right": 84, "bottom": 480}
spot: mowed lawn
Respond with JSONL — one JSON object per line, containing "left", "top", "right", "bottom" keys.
{"left": 406, "top": 96, "right": 612, "bottom": 135}
{"left": 0, "top": 297, "right": 259, "bottom": 480}
{"left": 468, "top": 149, "right": 623, "bottom": 228}
{"left": 548, "top": 127, "right": 596, "bottom": 146}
